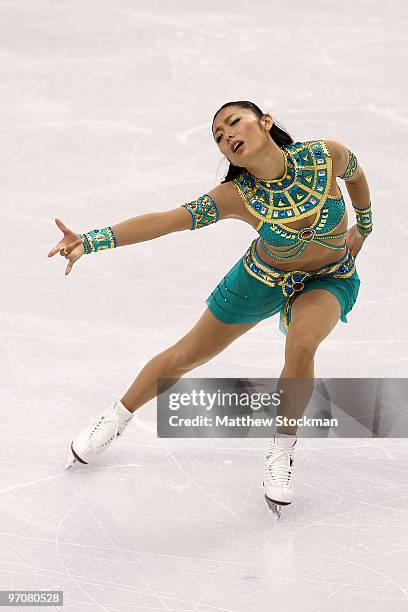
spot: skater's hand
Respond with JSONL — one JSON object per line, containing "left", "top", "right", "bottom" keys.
{"left": 345, "top": 224, "right": 366, "bottom": 259}
{"left": 48, "top": 218, "right": 85, "bottom": 276}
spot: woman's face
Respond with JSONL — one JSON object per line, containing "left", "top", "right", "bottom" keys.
{"left": 212, "top": 106, "right": 272, "bottom": 163}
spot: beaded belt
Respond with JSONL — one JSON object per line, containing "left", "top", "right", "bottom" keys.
{"left": 243, "top": 238, "right": 356, "bottom": 298}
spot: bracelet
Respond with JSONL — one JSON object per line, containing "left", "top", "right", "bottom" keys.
{"left": 79, "top": 226, "right": 118, "bottom": 254}
{"left": 352, "top": 202, "right": 373, "bottom": 237}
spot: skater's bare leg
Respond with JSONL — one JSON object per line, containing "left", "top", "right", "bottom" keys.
{"left": 67, "top": 310, "right": 258, "bottom": 466}
{"left": 276, "top": 289, "right": 342, "bottom": 435}
{"left": 120, "top": 308, "right": 258, "bottom": 412}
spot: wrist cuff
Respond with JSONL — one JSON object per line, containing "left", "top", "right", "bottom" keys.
{"left": 352, "top": 202, "right": 372, "bottom": 237}
{"left": 80, "top": 227, "right": 117, "bottom": 254}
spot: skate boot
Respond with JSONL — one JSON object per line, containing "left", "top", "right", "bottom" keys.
{"left": 66, "top": 399, "right": 134, "bottom": 469}
{"left": 263, "top": 433, "right": 297, "bottom": 519}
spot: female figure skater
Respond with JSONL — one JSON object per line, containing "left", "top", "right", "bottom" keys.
{"left": 48, "top": 101, "right": 372, "bottom": 517}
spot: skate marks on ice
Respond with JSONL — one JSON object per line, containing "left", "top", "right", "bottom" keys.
{"left": 55, "top": 497, "right": 172, "bottom": 611}
{"left": 165, "top": 448, "right": 240, "bottom": 519}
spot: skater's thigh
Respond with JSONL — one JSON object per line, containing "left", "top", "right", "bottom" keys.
{"left": 172, "top": 307, "right": 258, "bottom": 365}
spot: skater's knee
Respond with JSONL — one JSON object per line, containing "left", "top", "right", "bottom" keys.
{"left": 285, "top": 333, "right": 318, "bottom": 363}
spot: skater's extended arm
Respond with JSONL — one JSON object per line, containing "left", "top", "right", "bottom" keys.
{"left": 48, "top": 183, "right": 244, "bottom": 275}
{"left": 112, "top": 182, "right": 244, "bottom": 244}
{"left": 110, "top": 210, "right": 190, "bottom": 247}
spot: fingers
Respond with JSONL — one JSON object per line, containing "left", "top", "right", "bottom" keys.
{"left": 55, "top": 238, "right": 82, "bottom": 258}
{"left": 63, "top": 240, "right": 84, "bottom": 276}
{"left": 55, "top": 218, "right": 70, "bottom": 234}
{"left": 49, "top": 222, "right": 83, "bottom": 274}
{"left": 65, "top": 259, "right": 73, "bottom": 276}
{"left": 48, "top": 243, "right": 62, "bottom": 257}
{"left": 346, "top": 236, "right": 357, "bottom": 258}
{"left": 64, "top": 251, "right": 77, "bottom": 276}
{"left": 48, "top": 219, "right": 71, "bottom": 257}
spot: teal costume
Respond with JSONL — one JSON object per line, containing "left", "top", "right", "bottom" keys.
{"left": 181, "top": 140, "right": 364, "bottom": 335}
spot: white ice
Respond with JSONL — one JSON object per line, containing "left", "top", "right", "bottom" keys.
{"left": 1, "top": 0, "right": 408, "bottom": 610}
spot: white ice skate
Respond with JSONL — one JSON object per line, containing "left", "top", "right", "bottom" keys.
{"left": 263, "top": 436, "right": 297, "bottom": 519}
{"left": 66, "top": 399, "right": 133, "bottom": 469}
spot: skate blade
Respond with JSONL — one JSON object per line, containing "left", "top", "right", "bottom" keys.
{"left": 265, "top": 496, "right": 282, "bottom": 519}
{"left": 65, "top": 443, "right": 89, "bottom": 470}
{"left": 65, "top": 458, "right": 77, "bottom": 470}
{"left": 264, "top": 494, "right": 292, "bottom": 519}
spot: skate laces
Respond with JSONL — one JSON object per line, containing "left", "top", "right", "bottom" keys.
{"left": 265, "top": 444, "right": 294, "bottom": 486}
{"left": 79, "top": 403, "right": 133, "bottom": 453}
{"left": 85, "top": 413, "right": 120, "bottom": 452}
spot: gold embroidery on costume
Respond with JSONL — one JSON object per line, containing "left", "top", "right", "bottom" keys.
{"left": 181, "top": 194, "right": 219, "bottom": 230}
{"left": 339, "top": 149, "right": 358, "bottom": 181}
{"left": 233, "top": 140, "right": 333, "bottom": 226}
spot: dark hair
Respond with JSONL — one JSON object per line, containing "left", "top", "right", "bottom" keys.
{"left": 212, "top": 100, "right": 294, "bottom": 183}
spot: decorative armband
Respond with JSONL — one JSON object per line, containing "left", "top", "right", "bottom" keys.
{"left": 79, "top": 226, "right": 118, "bottom": 254}
{"left": 180, "top": 194, "right": 219, "bottom": 230}
{"left": 352, "top": 202, "right": 373, "bottom": 237}
{"left": 340, "top": 148, "right": 358, "bottom": 181}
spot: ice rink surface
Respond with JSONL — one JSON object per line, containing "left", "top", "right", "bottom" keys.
{"left": 2, "top": 0, "right": 408, "bottom": 610}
